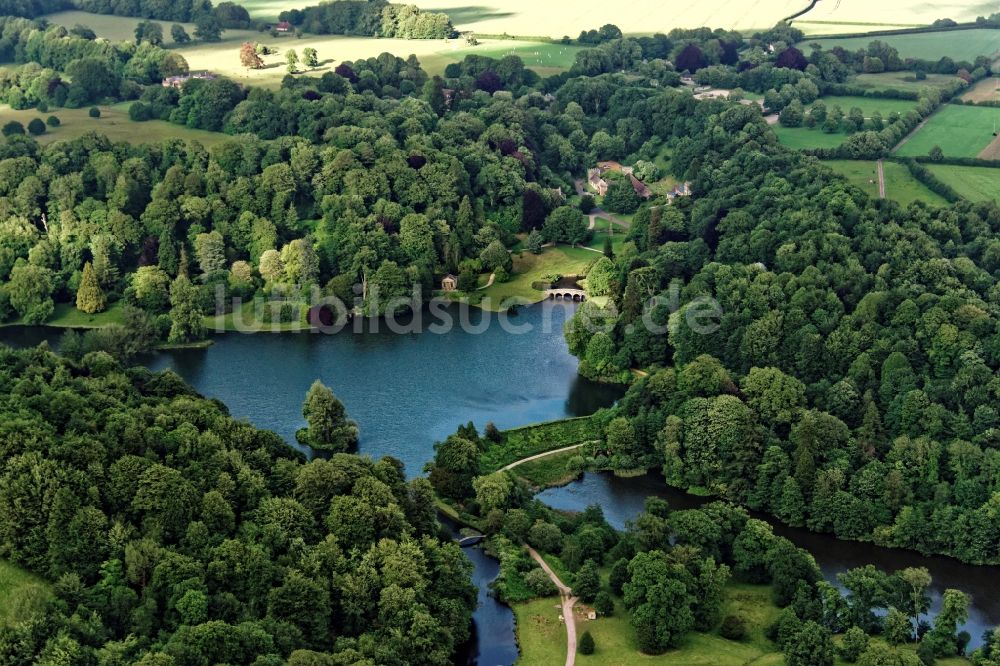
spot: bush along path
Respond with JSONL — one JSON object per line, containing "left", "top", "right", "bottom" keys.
{"left": 527, "top": 547, "right": 579, "bottom": 666}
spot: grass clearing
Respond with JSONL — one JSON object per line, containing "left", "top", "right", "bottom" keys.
{"left": 0, "top": 301, "right": 127, "bottom": 329}
{"left": 516, "top": 583, "right": 782, "bottom": 666}
{"left": 881, "top": 161, "right": 949, "bottom": 206}
{"left": 824, "top": 159, "right": 881, "bottom": 198}
{"left": 802, "top": 29, "right": 1000, "bottom": 62}
{"left": 895, "top": 105, "right": 1000, "bottom": 158}
{"left": 481, "top": 416, "right": 600, "bottom": 473}
{"left": 926, "top": 164, "right": 1000, "bottom": 201}
{"left": 820, "top": 95, "right": 919, "bottom": 116}
{"left": 773, "top": 125, "right": 850, "bottom": 150}
{"left": 853, "top": 71, "right": 963, "bottom": 93}
{"left": 470, "top": 244, "right": 598, "bottom": 311}
{"left": 0, "top": 560, "right": 51, "bottom": 627}
{"left": 510, "top": 449, "right": 582, "bottom": 487}
{"left": 0, "top": 103, "right": 230, "bottom": 147}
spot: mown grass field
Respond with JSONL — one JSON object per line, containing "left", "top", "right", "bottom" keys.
{"left": 926, "top": 164, "right": 1000, "bottom": 200}
{"left": 823, "top": 160, "right": 947, "bottom": 206}
{"left": 824, "top": 159, "right": 881, "bottom": 198}
{"left": 773, "top": 125, "right": 850, "bottom": 150}
{"left": 882, "top": 161, "right": 949, "bottom": 206}
{"left": 853, "top": 71, "right": 963, "bottom": 93}
{"left": 0, "top": 560, "right": 51, "bottom": 627}
{"left": 820, "top": 95, "right": 918, "bottom": 116}
{"left": 802, "top": 29, "right": 1000, "bottom": 62}
{"left": 895, "top": 105, "right": 1000, "bottom": 158}
{"left": 0, "top": 103, "right": 231, "bottom": 147}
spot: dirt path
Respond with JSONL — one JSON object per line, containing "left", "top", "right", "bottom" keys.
{"left": 527, "top": 547, "right": 578, "bottom": 666}
{"left": 476, "top": 273, "right": 496, "bottom": 290}
{"left": 499, "top": 444, "right": 587, "bottom": 471}
{"left": 876, "top": 159, "right": 886, "bottom": 199}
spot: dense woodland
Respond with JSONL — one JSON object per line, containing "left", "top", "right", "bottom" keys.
{"left": 0, "top": 345, "right": 475, "bottom": 663}
{"left": 3, "top": 7, "right": 1000, "bottom": 661}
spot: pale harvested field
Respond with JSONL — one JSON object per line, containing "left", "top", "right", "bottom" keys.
{"left": 794, "top": 0, "right": 998, "bottom": 29}
{"left": 962, "top": 77, "right": 1000, "bottom": 103}
{"left": 977, "top": 133, "right": 1000, "bottom": 160}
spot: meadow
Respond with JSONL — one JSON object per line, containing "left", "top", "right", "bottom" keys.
{"left": 792, "top": 0, "right": 998, "bottom": 33}
{"left": 894, "top": 104, "right": 1000, "bottom": 158}
{"left": 774, "top": 125, "right": 850, "bottom": 150}
{"left": 926, "top": 164, "right": 1000, "bottom": 201}
{"left": 823, "top": 159, "right": 948, "bottom": 206}
{"left": 42, "top": 11, "right": 584, "bottom": 83}
{"left": 852, "top": 71, "right": 964, "bottom": 94}
{"left": 802, "top": 29, "right": 1000, "bottom": 62}
{"left": 820, "top": 95, "right": 918, "bottom": 116}
{"left": 0, "top": 103, "right": 231, "bottom": 147}
{"left": 0, "top": 559, "right": 51, "bottom": 627}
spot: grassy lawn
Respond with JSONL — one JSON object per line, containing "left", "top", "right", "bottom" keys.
{"left": 926, "top": 164, "right": 1000, "bottom": 201}
{"left": 510, "top": 449, "right": 582, "bottom": 487}
{"left": 895, "top": 105, "right": 1000, "bottom": 158}
{"left": 824, "top": 159, "right": 880, "bottom": 198}
{"left": 882, "top": 161, "right": 948, "bottom": 206}
{"left": 1, "top": 301, "right": 127, "bottom": 329}
{"left": 471, "top": 245, "right": 597, "bottom": 311}
{"left": 515, "top": 583, "right": 782, "bottom": 666}
{"left": 0, "top": 103, "right": 230, "bottom": 147}
{"left": 206, "top": 299, "right": 313, "bottom": 333}
{"left": 853, "top": 72, "right": 964, "bottom": 94}
{"left": 773, "top": 125, "right": 850, "bottom": 150}
{"left": 481, "top": 416, "right": 601, "bottom": 473}
{"left": 801, "top": 28, "right": 1000, "bottom": 62}
{"left": 0, "top": 560, "right": 51, "bottom": 627}
{"left": 820, "top": 95, "right": 918, "bottom": 117}
{"left": 586, "top": 218, "right": 627, "bottom": 254}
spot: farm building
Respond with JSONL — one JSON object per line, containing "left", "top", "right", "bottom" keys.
{"left": 274, "top": 21, "right": 293, "bottom": 32}
{"left": 629, "top": 174, "right": 652, "bottom": 199}
{"left": 162, "top": 71, "right": 217, "bottom": 88}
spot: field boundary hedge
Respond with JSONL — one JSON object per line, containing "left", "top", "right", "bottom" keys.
{"left": 891, "top": 157, "right": 961, "bottom": 202}
{"left": 797, "top": 23, "right": 1000, "bottom": 41}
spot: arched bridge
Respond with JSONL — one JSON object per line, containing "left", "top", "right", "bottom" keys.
{"left": 545, "top": 288, "right": 587, "bottom": 302}
{"left": 455, "top": 534, "right": 486, "bottom": 548}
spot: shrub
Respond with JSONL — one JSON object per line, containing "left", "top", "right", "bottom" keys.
{"left": 523, "top": 568, "right": 557, "bottom": 597}
{"left": 46, "top": 115, "right": 60, "bottom": 127}
{"left": 579, "top": 631, "right": 595, "bottom": 655}
{"left": 593, "top": 591, "right": 614, "bottom": 616}
{"left": 839, "top": 626, "right": 869, "bottom": 662}
{"left": 720, "top": 614, "right": 748, "bottom": 641}
{"left": 88, "top": 106, "right": 101, "bottom": 118}
{"left": 27, "top": 118, "right": 45, "bottom": 135}
{"left": 2, "top": 120, "right": 25, "bottom": 136}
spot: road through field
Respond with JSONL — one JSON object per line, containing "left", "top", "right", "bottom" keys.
{"left": 527, "top": 547, "right": 578, "bottom": 666}
{"left": 876, "top": 159, "right": 886, "bottom": 198}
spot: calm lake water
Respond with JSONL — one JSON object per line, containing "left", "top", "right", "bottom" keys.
{"left": 540, "top": 473, "right": 1000, "bottom": 648}
{"left": 3, "top": 301, "right": 996, "bottom": 656}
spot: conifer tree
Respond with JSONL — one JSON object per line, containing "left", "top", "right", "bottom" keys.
{"left": 76, "top": 262, "right": 106, "bottom": 314}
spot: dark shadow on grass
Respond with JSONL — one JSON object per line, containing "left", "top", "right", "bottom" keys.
{"left": 422, "top": 5, "right": 515, "bottom": 25}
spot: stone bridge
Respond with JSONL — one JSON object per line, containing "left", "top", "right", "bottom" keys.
{"left": 545, "top": 288, "right": 587, "bottom": 301}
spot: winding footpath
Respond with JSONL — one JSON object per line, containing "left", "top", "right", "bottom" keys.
{"left": 527, "top": 547, "right": 579, "bottom": 666}
{"left": 499, "top": 443, "right": 587, "bottom": 471}
{"left": 876, "top": 159, "right": 886, "bottom": 199}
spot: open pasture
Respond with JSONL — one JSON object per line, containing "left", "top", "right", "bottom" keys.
{"left": 853, "top": 71, "right": 964, "bottom": 93}
{"left": 802, "top": 29, "right": 1000, "bottom": 62}
{"left": 926, "top": 164, "right": 1000, "bottom": 200}
{"left": 0, "top": 103, "right": 230, "bottom": 147}
{"left": 44, "top": 10, "right": 199, "bottom": 43}
{"left": 894, "top": 104, "right": 1000, "bottom": 158}
{"left": 820, "top": 95, "right": 918, "bottom": 116}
